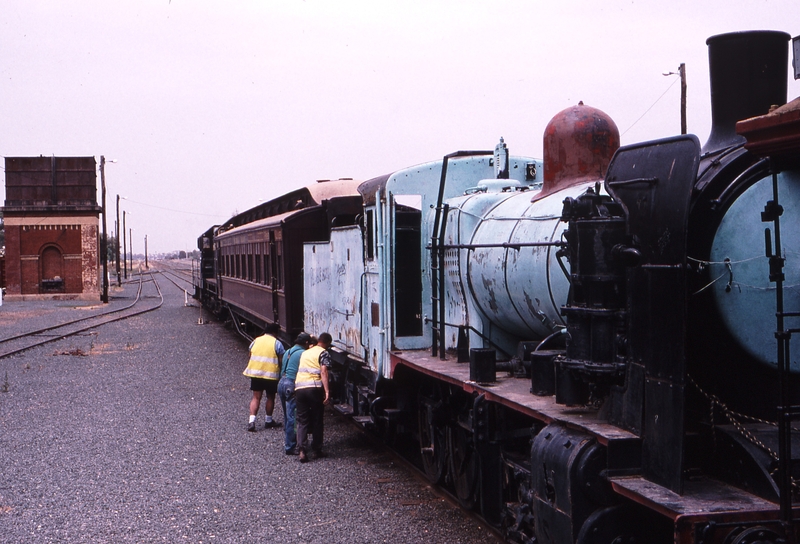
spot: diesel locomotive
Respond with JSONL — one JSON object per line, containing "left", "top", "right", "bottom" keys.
{"left": 194, "top": 30, "right": 800, "bottom": 543}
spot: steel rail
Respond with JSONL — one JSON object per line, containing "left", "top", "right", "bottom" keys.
{"left": 342, "top": 414, "right": 505, "bottom": 543}
{"left": 151, "top": 262, "right": 195, "bottom": 293}
{"left": 156, "top": 269, "right": 195, "bottom": 293}
{"left": 0, "top": 273, "right": 147, "bottom": 346}
{"left": 0, "top": 271, "right": 164, "bottom": 359}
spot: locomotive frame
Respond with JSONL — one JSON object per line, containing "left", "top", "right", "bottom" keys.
{"left": 194, "top": 31, "right": 800, "bottom": 544}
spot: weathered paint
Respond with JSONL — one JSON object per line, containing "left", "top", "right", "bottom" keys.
{"left": 442, "top": 190, "right": 531, "bottom": 351}
{"left": 303, "top": 226, "right": 366, "bottom": 361}
{"left": 737, "top": 96, "right": 800, "bottom": 166}
{"left": 358, "top": 152, "right": 541, "bottom": 377}
{"left": 464, "top": 183, "right": 591, "bottom": 343}
{"left": 542, "top": 102, "right": 619, "bottom": 198}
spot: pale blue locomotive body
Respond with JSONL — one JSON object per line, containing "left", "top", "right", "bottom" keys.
{"left": 194, "top": 30, "right": 800, "bottom": 544}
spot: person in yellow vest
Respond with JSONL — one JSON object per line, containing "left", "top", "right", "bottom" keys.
{"left": 243, "top": 323, "right": 285, "bottom": 432}
{"left": 294, "top": 332, "right": 332, "bottom": 462}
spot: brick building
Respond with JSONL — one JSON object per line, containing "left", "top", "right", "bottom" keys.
{"left": 1, "top": 157, "right": 102, "bottom": 300}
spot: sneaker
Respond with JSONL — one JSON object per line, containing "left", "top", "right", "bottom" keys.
{"left": 298, "top": 451, "right": 308, "bottom": 463}
{"left": 285, "top": 448, "right": 298, "bottom": 456}
{"left": 311, "top": 450, "right": 326, "bottom": 460}
{"left": 263, "top": 420, "right": 283, "bottom": 429}
{"left": 247, "top": 422, "right": 256, "bottom": 432}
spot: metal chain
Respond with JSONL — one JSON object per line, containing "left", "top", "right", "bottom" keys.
{"left": 687, "top": 374, "right": 799, "bottom": 492}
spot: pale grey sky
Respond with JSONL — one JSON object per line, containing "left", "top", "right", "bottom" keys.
{"left": 1, "top": 0, "right": 798, "bottom": 253}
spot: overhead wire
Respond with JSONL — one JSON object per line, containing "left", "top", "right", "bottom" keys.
{"left": 122, "top": 197, "right": 227, "bottom": 219}
{"left": 621, "top": 77, "right": 680, "bottom": 137}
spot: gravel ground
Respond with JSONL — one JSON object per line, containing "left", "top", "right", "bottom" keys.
{"left": 0, "top": 271, "right": 497, "bottom": 543}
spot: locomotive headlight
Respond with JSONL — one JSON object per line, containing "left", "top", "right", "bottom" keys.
{"left": 794, "top": 35, "right": 800, "bottom": 80}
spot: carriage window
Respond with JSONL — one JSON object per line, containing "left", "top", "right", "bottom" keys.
{"left": 276, "top": 239, "right": 284, "bottom": 290}
{"left": 264, "top": 243, "right": 271, "bottom": 287}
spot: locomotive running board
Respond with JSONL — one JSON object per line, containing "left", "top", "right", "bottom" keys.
{"left": 609, "top": 474, "right": 789, "bottom": 539}
{"left": 605, "top": 134, "right": 702, "bottom": 495}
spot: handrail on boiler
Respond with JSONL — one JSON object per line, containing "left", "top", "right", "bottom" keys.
{"left": 430, "top": 150, "right": 492, "bottom": 359}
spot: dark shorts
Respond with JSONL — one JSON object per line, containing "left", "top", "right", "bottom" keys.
{"left": 250, "top": 378, "right": 278, "bottom": 394}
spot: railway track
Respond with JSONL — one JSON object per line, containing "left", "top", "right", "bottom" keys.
{"left": 151, "top": 261, "right": 195, "bottom": 297}
{"left": 347, "top": 416, "right": 505, "bottom": 542}
{"left": 0, "top": 271, "right": 164, "bottom": 359}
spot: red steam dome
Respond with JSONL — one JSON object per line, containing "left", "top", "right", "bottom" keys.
{"left": 541, "top": 102, "right": 620, "bottom": 197}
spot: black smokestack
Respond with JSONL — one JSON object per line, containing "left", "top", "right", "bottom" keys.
{"left": 703, "top": 30, "right": 789, "bottom": 154}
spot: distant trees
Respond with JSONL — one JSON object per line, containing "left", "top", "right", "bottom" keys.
{"left": 163, "top": 250, "right": 199, "bottom": 260}
{"left": 104, "top": 234, "right": 118, "bottom": 262}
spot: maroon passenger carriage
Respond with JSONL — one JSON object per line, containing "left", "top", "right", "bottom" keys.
{"left": 196, "top": 179, "right": 361, "bottom": 340}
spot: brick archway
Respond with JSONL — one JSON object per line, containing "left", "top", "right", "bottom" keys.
{"left": 40, "top": 244, "right": 64, "bottom": 292}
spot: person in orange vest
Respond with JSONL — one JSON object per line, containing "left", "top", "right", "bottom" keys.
{"left": 294, "top": 332, "right": 332, "bottom": 462}
{"left": 243, "top": 322, "right": 285, "bottom": 431}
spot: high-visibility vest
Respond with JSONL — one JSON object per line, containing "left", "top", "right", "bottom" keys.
{"left": 243, "top": 334, "right": 280, "bottom": 380}
{"left": 295, "top": 345, "right": 325, "bottom": 390}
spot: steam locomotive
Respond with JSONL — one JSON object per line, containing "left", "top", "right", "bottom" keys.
{"left": 194, "top": 30, "right": 800, "bottom": 543}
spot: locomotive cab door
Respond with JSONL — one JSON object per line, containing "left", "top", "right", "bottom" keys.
{"left": 391, "top": 194, "right": 425, "bottom": 349}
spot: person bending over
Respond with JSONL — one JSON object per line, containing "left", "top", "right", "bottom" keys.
{"left": 294, "top": 332, "right": 331, "bottom": 462}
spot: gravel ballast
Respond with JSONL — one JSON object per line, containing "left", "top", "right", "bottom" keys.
{"left": 0, "top": 273, "right": 497, "bottom": 543}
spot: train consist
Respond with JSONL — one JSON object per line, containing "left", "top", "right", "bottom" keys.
{"left": 194, "top": 31, "right": 800, "bottom": 543}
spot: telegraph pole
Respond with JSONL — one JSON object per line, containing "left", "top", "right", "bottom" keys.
{"left": 99, "top": 156, "right": 109, "bottom": 303}
{"left": 664, "top": 63, "right": 687, "bottom": 134}
{"left": 116, "top": 194, "right": 121, "bottom": 286}
{"left": 679, "top": 63, "right": 687, "bottom": 135}
{"left": 123, "top": 211, "right": 127, "bottom": 280}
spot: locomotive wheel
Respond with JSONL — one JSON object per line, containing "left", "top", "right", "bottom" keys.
{"left": 575, "top": 504, "right": 672, "bottom": 544}
{"left": 724, "top": 526, "right": 782, "bottom": 544}
{"left": 447, "top": 423, "right": 478, "bottom": 509}
{"left": 418, "top": 399, "right": 446, "bottom": 484}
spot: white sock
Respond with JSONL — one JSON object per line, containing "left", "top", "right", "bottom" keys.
{"left": 265, "top": 415, "right": 273, "bottom": 423}
{"left": 249, "top": 415, "right": 256, "bottom": 424}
